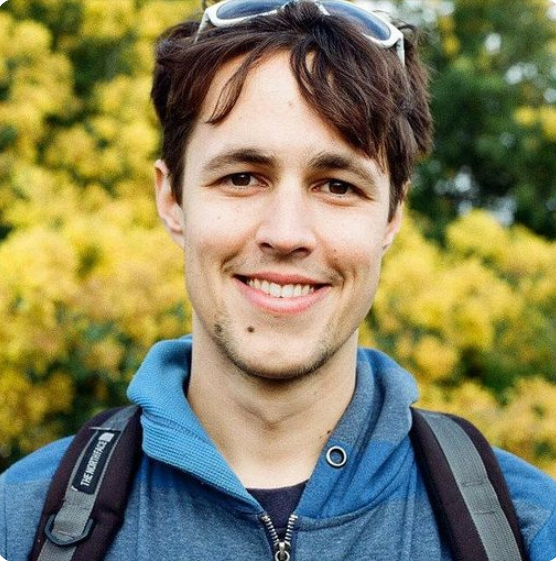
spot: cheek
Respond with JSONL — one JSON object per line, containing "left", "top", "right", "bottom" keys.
{"left": 324, "top": 215, "right": 388, "bottom": 270}
{"left": 184, "top": 222, "right": 220, "bottom": 268}
{"left": 182, "top": 205, "right": 248, "bottom": 272}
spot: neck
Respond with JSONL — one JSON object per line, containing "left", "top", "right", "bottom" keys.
{"left": 188, "top": 331, "right": 357, "bottom": 489}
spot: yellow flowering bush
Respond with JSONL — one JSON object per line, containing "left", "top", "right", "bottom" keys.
{"left": 0, "top": 202, "right": 189, "bottom": 467}
{"left": 80, "top": 0, "right": 135, "bottom": 40}
{"left": 372, "top": 211, "right": 556, "bottom": 474}
{"left": 0, "top": 13, "right": 75, "bottom": 163}
{"left": 418, "top": 377, "right": 556, "bottom": 478}
{"left": 0, "top": 2, "right": 199, "bottom": 469}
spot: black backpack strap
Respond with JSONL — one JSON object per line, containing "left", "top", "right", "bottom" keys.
{"left": 29, "top": 405, "right": 143, "bottom": 561}
{"left": 410, "top": 408, "right": 528, "bottom": 561}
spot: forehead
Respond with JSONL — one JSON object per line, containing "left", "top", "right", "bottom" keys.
{"left": 191, "top": 52, "right": 378, "bottom": 167}
{"left": 181, "top": 52, "right": 390, "bottom": 204}
{"left": 199, "top": 52, "right": 311, "bottom": 127}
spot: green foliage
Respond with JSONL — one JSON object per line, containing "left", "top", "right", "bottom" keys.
{"left": 398, "top": 0, "right": 556, "bottom": 238}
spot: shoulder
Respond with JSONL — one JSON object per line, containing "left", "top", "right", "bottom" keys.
{"left": 494, "top": 448, "right": 556, "bottom": 561}
{"left": 0, "top": 436, "right": 73, "bottom": 486}
{"left": 0, "top": 436, "right": 73, "bottom": 513}
{"left": 0, "top": 437, "right": 73, "bottom": 560}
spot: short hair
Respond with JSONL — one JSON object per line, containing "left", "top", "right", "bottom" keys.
{"left": 151, "top": 1, "right": 432, "bottom": 218}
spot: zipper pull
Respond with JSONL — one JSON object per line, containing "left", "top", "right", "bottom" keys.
{"left": 275, "top": 541, "right": 291, "bottom": 561}
{"left": 274, "top": 541, "right": 291, "bottom": 561}
{"left": 262, "top": 513, "right": 298, "bottom": 561}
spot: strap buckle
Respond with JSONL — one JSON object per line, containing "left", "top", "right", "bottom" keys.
{"left": 44, "top": 514, "right": 94, "bottom": 547}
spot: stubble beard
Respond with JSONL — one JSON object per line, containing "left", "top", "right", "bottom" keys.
{"left": 211, "top": 314, "right": 344, "bottom": 384}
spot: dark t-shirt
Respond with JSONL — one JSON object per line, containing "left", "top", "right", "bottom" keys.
{"left": 248, "top": 481, "right": 307, "bottom": 538}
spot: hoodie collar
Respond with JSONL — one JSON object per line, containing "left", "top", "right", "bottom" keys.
{"left": 128, "top": 336, "right": 419, "bottom": 517}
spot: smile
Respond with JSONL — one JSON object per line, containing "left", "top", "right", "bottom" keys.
{"left": 245, "top": 278, "right": 316, "bottom": 298}
{"left": 234, "top": 275, "right": 331, "bottom": 316}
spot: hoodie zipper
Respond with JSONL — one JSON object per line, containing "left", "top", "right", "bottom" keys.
{"left": 261, "top": 513, "right": 298, "bottom": 561}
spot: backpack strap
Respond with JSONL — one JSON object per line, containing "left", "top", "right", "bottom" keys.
{"left": 410, "top": 408, "right": 528, "bottom": 561}
{"left": 29, "top": 405, "right": 143, "bottom": 561}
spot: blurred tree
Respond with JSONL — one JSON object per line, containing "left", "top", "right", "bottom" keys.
{"left": 373, "top": 210, "right": 556, "bottom": 393}
{"left": 397, "top": 0, "right": 556, "bottom": 238}
{"left": 0, "top": 0, "right": 199, "bottom": 242}
{"left": 0, "top": 0, "right": 197, "bottom": 472}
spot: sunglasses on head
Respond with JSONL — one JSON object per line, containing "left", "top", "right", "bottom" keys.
{"left": 197, "top": 0, "right": 405, "bottom": 66}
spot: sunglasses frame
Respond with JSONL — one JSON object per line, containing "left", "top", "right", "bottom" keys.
{"left": 197, "top": 0, "right": 405, "bottom": 65}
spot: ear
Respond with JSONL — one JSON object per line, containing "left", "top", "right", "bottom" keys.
{"left": 382, "top": 202, "right": 403, "bottom": 253}
{"left": 155, "top": 159, "right": 185, "bottom": 248}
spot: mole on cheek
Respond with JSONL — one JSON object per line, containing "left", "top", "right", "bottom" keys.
{"left": 247, "top": 326, "right": 255, "bottom": 333}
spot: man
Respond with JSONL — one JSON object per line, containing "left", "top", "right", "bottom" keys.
{"left": 1, "top": 1, "right": 555, "bottom": 560}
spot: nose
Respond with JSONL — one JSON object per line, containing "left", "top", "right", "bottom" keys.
{"left": 255, "top": 184, "right": 317, "bottom": 257}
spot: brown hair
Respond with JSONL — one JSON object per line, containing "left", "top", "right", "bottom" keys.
{"left": 151, "top": 1, "right": 432, "bottom": 218}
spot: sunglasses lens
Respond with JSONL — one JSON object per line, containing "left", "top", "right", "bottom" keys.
{"left": 216, "top": 0, "right": 287, "bottom": 19}
{"left": 322, "top": 0, "right": 392, "bottom": 41}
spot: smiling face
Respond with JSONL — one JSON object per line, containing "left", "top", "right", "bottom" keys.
{"left": 156, "top": 52, "right": 402, "bottom": 382}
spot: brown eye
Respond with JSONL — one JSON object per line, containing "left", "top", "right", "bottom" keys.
{"left": 230, "top": 173, "right": 254, "bottom": 187}
{"left": 327, "top": 180, "right": 352, "bottom": 195}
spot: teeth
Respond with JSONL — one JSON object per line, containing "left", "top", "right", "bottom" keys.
{"left": 281, "top": 284, "right": 294, "bottom": 298}
{"left": 246, "top": 278, "right": 316, "bottom": 298}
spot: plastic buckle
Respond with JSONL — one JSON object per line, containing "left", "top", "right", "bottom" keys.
{"left": 44, "top": 514, "right": 94, "bottom": 547}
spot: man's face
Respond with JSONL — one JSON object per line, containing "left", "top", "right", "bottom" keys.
{"left": 157, "top": 52, "right": 401, "bottom": 381}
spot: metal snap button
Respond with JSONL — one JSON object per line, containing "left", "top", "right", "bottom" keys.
{"left": 326, "top": 446, "right": 347, "bottom": 468}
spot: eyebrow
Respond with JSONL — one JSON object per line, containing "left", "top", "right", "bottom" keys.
{"left": 201, "top": 148, "right": 275, "bottom": 175}
{"left": 308, "top": 152, "right": 380, "bottom": 192}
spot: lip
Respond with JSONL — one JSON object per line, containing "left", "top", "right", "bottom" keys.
{"left": 233, "top": 276, "right": 331, "bottom": 316}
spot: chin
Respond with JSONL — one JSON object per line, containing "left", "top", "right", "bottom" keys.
{"left": 217, "top": 332, "right": 335, "bottom": 383}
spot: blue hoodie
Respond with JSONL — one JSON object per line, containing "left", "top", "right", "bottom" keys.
{"left": 1, "top": 336, "right": 555, "bottom": 561}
